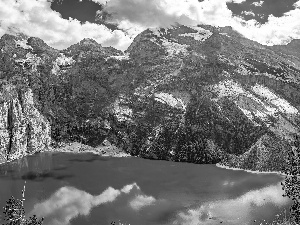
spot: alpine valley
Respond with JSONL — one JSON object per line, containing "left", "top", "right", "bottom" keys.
{"left": 1, "top": 24, "right": 300, "bottom": 172}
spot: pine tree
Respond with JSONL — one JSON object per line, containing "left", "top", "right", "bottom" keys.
{"left": 281, "top": 135, "right": 300, "bottom": 224}
{"left": 2, "top": 182, "right": 44, "bottom": 225}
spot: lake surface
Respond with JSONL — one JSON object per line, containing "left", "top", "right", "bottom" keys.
{"left": 0, "top": 152, "right": 292, "bottom": 225}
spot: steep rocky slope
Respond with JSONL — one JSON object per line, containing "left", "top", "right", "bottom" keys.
{"left": 0, "top": 24, "right": 300, "bottom": 171}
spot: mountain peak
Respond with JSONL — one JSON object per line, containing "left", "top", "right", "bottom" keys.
{"left": 79, "top": 38, "right": 100, "bottom": 46}
{"left": 63, "top": 38, "right": 105, "bottom": 56}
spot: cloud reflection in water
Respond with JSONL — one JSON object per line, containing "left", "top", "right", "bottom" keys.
{"left": 30, "top": 183, "right": 156, "bottom": 225}
{"left": 174, "top": 182, "right": 290, "bottom": 225}
{"left": 29, "top": 182, "right": 290, "bottom": 225}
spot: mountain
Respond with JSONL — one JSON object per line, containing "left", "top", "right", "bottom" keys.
{"left": 269, "top": 39, "right": 300, "bottom": 59}
{"left": 0, "top": 24, "right": 300, "bottom": 171}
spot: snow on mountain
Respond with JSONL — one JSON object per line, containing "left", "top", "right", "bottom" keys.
{"left": 179, "top": 26, "right": 212, "bottom": 41}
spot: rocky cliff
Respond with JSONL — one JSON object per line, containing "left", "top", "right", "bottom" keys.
{"left": 1, "top": 24, "right": 300, "bottom": 171}
{"left": 0, "top": 85, "right": 51, "bottom": 163}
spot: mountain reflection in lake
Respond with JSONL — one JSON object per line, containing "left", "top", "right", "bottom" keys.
{"left": 0, "top": 152, "right": 292, "bottom": 225}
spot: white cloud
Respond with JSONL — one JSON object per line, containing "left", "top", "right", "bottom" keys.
{"left": 1, "top": 0, "right": 300, "bottom": 51}
{"left": 102, "top": 0, "right": 197, "bottom": 39}
{"left": 195, "top": 0, "right": 300, "bottom": 46}
{"left": 0, "top": 0, "right": 132, "bottom": 51}
{"left": 90, "top": 0, "right": 108, "bottom": 4}
{"left": 230, "top": 0, "right": 247, "bottom": 3}
{"left": 102, "top": 0, "right": 300, "bottom": 46}
{"left": 101, "top": 0, "right": 236, "bottom": 38}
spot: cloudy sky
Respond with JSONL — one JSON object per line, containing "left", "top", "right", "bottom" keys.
{"left": 0, "top": 0, "right": 300, "bottom": 51}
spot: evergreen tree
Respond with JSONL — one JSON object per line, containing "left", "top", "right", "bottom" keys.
{"left": 281, "top": 135, "right": 300, "bottom": 224}
{"left": 2, "top": 182, "right": 44, "bottom": 225}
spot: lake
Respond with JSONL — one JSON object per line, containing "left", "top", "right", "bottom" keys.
{"left": 0, "top": 152, "right": 292, "bottom": 225}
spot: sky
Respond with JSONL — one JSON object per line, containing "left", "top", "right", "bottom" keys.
{"left": 0, "top": 0, "right": 300, "bottom": 51}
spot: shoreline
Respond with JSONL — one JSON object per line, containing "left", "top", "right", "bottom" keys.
{"left": 45, "top": 142, "right": 131, "bottom": 158}
{"left": 215, "top": 163, "right": 286, "bottom": 176}
{"left": 0, "top": 147, "right": 289, "bottom": 178}
{"left": 0, "top": 141, "right": 130, "bottom": 165}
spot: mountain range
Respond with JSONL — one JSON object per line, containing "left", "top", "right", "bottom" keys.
{"left": 1, "top": 24, "right": 300, "bottom": 171}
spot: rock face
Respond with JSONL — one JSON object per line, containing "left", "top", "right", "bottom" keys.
{"left": 1, "top": 24, "right": 300, "bottom": 171}
{"left": 0, "top": 85, "right": 51, "bottom": 162}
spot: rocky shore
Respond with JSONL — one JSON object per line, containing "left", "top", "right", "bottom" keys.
{"left": 48, "top": 140, "right": 130, "bottom": 157}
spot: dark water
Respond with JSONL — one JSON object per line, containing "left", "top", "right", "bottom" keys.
{"left": 0, "top": 152, "right": 291, "bottom": 225}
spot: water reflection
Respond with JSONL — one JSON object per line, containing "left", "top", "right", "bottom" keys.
{"left": 0, "top": 153, "right": 73, "bottom": 182}
{"left": 21, "top": 171, "right": 73, "bottom": 181}
{"left": 0, "top": 152, "right": 53, "bottom": 178}
{"left": 0, "top": 154, "right": 292, "bottom": 225}
{"left": 30, "top": 183, "right": 156, "bottom": 225}
{"left": 174, "top": 182, "right": 290, "bottom": 225}
{"left": 29, "top": 181, "right": 290, "bottom": 225}
{"left": 68, "top": 155, "right": 110, "bottom": 163}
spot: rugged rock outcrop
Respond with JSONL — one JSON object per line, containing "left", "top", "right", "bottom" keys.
{"left": 0, "top": 85, "right": 51, "bottom": 163}
{"left": 1, "top": 24, "right": 300, "bottom": 171}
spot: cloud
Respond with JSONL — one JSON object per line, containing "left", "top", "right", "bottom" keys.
{"left": 100, "top": 0, "right": 199, "bottom": 39}
{"left": 230, "top": 0, "right": 247, "bottom": 3}
{"left": 90, "top": 0, "right": 108, "bottom": 4}
{"left": 0, "top": 0, "right": 132, "bottom": 51}
{"left": 104, "top": 0, "right": 195, "bottom": 27}
{"left": 173, "top": 182, "right": 291, "bottom": 225}
{"left": 199, "top": 0, "right": 300, "bottom": 45}
{"left": 101, "top": 0, "right": 300, "bottom": 46}
{"left": 1, "top": 0, "right": 300, "bottom": 51}
{"left": 237, "top": 6, "right": 300, "bottom": 45}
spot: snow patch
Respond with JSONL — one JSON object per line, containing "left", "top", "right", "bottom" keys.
{"left": 149, "top": 27, "right": 169, "bottom": 37}
{"left": 236, "top": 105, "right": 259, "bottom": 126}
{"left": 154, "top": 92, "right": 186, "bottom": 110}
{"left": 210, "top": 80, "right": 279, "bottom": 125}
{"left": 179, "top": 26, "right": 212, "bottom": 42}
{"left": 56, "top": 53, "right": 75, "bottom": 66}
{"left": 15, "top": 39, "right": 33, "bottom": 50}
{"left": 252, "top": 84, "right": 298, "bottom": 114}
{"left": 106, "top": 54, "right": 130, "bottom": 61}
{"left": 113, "top": 97, "right": 133, "bottom": 122}
{"left": 161, "top": 38, "right": 189, "bottom": 56}
{"left": 15, "top": 52, "right": 41, "bottom": 71}
{"left": 210, "top": 81, "right": 299, "bottom": 136}
{"left": 269, "top": 115, "right": 299, "bottom": 140}
{"left": 211, "top": 80, "right": 245, "bottom": 99}
{"left": 51, "top": 53, "right": 75, "bottom": 75}
{"left": 220, "top": 33, "right": 230, "bottom": 38}
{"left": 235, "top": 95, "right": 277, "bottom": 126}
